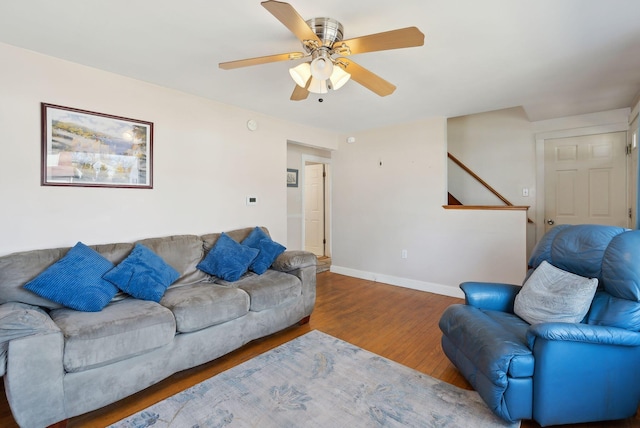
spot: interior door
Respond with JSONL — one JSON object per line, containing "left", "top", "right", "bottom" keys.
{"left": 628, "top": 116, "right": 639, "bottom": 229}
{"left": 544, "top": 132, "right": 627, "bottom": 232}
{"left": 304, "top": 163, "right": 325, "bottom": 256}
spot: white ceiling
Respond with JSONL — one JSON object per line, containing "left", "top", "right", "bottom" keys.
{"left": 1, "top": 0, "right": 639, "bottom": 133}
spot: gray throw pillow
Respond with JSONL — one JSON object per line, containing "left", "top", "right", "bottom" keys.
{"left": 514, "top": 260, "right": 598, "bottom": 325}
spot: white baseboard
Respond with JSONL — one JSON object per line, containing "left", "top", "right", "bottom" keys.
{"left": 329, "top": 265, "right": 465, "bottom": 299}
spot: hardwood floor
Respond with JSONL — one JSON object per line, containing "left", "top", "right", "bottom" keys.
{"left": 1, "top": 272, "right": 638, "bottom": 427}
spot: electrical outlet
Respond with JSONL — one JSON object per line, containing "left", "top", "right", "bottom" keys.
{"left": 522, "top": 187, "right": 529, "bottom": 197}
{"left": 401, "top": 249, "right": 408, "bottom": 259}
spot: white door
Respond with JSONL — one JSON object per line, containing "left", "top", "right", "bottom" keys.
{"left": 304, "top": 163, "right": 325, "bottom": 256}
{"left": 628, "top": 117, "right": 639, "bottom": 228}
{"left": 544, "top": 132, "right": 627, "bottom": 232}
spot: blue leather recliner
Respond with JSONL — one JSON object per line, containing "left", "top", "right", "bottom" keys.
{"left": 439, "top": 224, "right": 640, "bottom": 426}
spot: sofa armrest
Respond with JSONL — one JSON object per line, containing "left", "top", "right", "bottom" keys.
{"left": 460, "top": 282, "right": 521, "bottom": 313}
{"left": 271, "top": 251, "right": 317, "bottom": 317}
{"left": 1, "top": 302, "right": 66, "bottom": 428}
{"left": 527, "top": 322, "right": 640, "bottom": 348}
{"left": 271, "top": 250, "right": 317, "bottom": 272}
{"left": 0, "top": 302, "right": 60, "bottom": 375}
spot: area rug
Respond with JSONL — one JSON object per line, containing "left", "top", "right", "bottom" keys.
{"left": 110, "top": 330, "right": 519, "bottom": 427}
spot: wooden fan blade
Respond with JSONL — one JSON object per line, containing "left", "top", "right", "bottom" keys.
{"left": 291, "top": 76, "right": 311, "bottom": 101}
{"left": 339, "top": 58, "right": 396, "bottom": 96}
{"left": 291, "top": 84, "right": 309, "bottom": 101}
{"left": 261, "top": 1, "right": 320, "bottom": 44}
{"left": 333, "top": 27, "right": 424, "bottom": 56}
{"left": 219, "top": 52, "right": 305, "bottom": 70}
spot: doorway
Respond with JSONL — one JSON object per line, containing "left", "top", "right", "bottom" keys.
{"left": 302, "top": 156, "right": 331, "bottom": 267}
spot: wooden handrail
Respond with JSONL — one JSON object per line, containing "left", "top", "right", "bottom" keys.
{"left": 447, "top": 152, "right": 534, "bottom": 224}
{"left": 448, "top": 153, "right": 512, "bottom": 206}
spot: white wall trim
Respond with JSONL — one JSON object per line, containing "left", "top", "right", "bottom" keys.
{"left": 330, "top": 265, "right": 465, "bottom": 299}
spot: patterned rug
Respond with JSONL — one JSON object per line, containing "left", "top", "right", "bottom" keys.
{"left": 110, "top": 330, "right": 519, "bottom": 427}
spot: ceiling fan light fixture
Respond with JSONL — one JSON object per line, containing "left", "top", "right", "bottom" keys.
{"left": 310, "top": 56, "right": 334, "bottom": 81}
{"left": 307, "top": 77, "right": 328, "bottom": 94}
{"left": 289, "top": 62, "right": 311, "bottom": 88}
{"left": 329, "top": 65, "right": 351, "bottom": 90}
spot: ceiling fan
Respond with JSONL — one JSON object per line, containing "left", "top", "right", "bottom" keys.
{"left": 219, "top": 0, "right": 425, "bottom": 101}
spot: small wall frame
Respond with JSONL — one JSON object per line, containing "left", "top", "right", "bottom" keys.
{"left": 287, "top": 168, "right": 298, "bottom": 187}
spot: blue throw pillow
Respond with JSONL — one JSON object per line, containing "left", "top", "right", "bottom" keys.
{"left": 103, "top": 243, "right": 180, "bottom": 302}
{"left": 24, "top": 242, "right": 117, "bottom": 312}
{"left": 242, "top": 227, "right": 286, "bottom": 274}
{"left": 197, "top": 233, "right": 259, "bottom": 282}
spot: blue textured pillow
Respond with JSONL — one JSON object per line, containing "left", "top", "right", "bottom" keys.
{"left": 24, "top": 242, "right": 117, "bottom": 312}
{"left": 242, "top": 227, "right": 286, "bottom": 274}
{"left": 197, "top": 233, "right": 259, "bottom": 282}
{"left": 103, "top": 243, "right": 180, "bottom": 302}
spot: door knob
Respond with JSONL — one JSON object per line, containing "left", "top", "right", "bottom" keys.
{"left": 546, "top": 219, "right": 555, "bottom": 225}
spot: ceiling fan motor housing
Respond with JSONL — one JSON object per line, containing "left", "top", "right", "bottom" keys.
{"left": 305, "top": 17, "right": 344, "bottom": 50}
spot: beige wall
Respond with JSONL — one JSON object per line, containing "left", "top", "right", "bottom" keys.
{"left": 448, "top": 107, "right": 535, "bottom": 208}
{"left": 447, "top": 107, "right": 537, "bottom": 256}
{"left": 331, "top": 117, "right": 528, "bottom": 297}
{"left": 0, "top": 42, "right": 339, "bottom": 255}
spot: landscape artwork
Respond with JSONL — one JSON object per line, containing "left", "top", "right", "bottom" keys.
{"left": 41, "top": 103, "right": 153, "bottom": 188}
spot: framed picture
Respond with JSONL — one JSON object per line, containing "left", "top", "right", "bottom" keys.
{"left": 41, "top": 103, "right": 153, "bottom": 188}
{"left": 287, "top": 168, "right": 298, "bottom": 187}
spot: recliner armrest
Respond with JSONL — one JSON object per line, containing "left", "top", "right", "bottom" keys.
{"left": 460, "top": 282, "right": 521, "bottom": 313}
{"left": 527, "top": 322, "right": 640, "bottom": 348}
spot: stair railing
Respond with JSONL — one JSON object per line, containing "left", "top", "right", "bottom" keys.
{"left": 447, "top": 152, "right": 533, "bottom": 223}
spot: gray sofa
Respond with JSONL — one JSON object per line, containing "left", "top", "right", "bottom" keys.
{"left": 0, "top": 227, "right": 317, "bottom": 428}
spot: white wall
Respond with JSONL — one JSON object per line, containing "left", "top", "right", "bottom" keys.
{"left": 531, "top": 108, "right": 630, "bottom": 134}
{"left": 331, "top": 117, "right": 528, "bottom": 297}
{"left": 0, "top": 42, "right": 339, "bottom": 256}
{"left": 447, "top": 107, "right": 537, "bottom": 255}
{"left": 448, "top": 107, "right": 536, "bottom": 208}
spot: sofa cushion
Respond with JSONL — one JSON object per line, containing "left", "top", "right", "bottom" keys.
{"left": 587, "top": 291, "right": 640, "bottom": 331}
{"left": 514, "top": 261, "right": 598, "bottom": 325}
{"left": 241, "top": 226, "right": 286, "bottom": 274}
{"left": 197, "top": 233, "right": 259, "bottom": 282}
{"left": 216, "top": 270, "right": 301, "bottom": 311}
{"left": 527, "top": 224, "right": 571, "bottom": 269}
{"left": 201, "top": 227, "right": 257, "bottom": 250}
{"left": 23, "top": 242, "right": 118, "bottom": 312}
{"left": 601, "top": 230, "right": 640, "bottom": 301}
{"left": 103, "top": 243, "right": 180, "bottom": 302}
{"left": 136, "top": 235, "right": 208, "bottom": 287}
{"left": 548, "top": 224, "right": 626, "bottom": 280}
{"left": 161, "top": 284, "right": 250, "bottom": 333}
{"left": 50, "top": 298, "right": 176, "bottom": 373}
